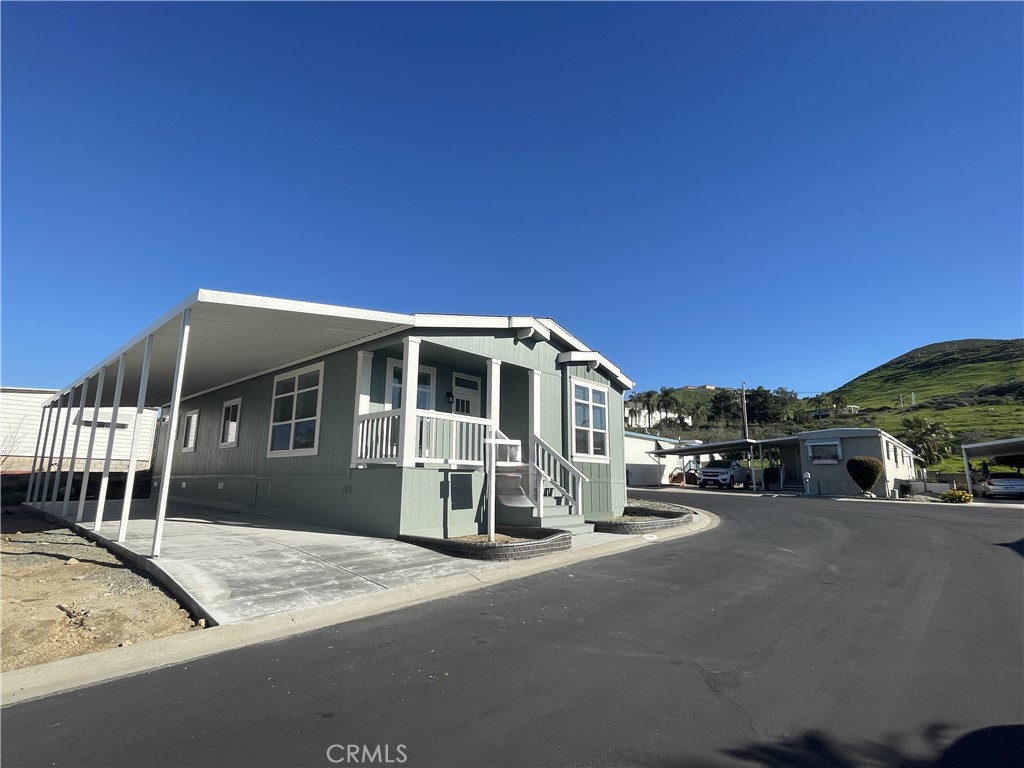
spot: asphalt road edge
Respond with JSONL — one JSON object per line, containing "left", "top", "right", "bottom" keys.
{"left": 1, "top": 509, "right": 719, "bottom": 707}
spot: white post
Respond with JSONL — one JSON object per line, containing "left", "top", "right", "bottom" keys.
{"left": 351, "top": 350, "right": 373, "bottom": 468}
{"left": 528, "top": 369, "right": 542, "bottom": 517}
{"left": 153, "top": 309, "right": 191, "bottom": 558}
{"left": 962, "top": 448, "right": 973, "bottom": 497}
{"left": 77, "top": 368, "right": 106, "bottom": 522}
{"left": 50, "top": 391, "right": 75, "bottom": 509}
{"left": 94, "top": 353, "right": 126, "bottom": 531}
{"left": 758, "top": 443, "right": 764, "bottom": 492}
{"left": 397, "top": 337, "right": 421, "bottom": 467}
{"left": 486, "top": 358, "right": 502, "bottom": 428}
{"left": 25, "top": 407, "right": 48, "bottom": 503}
{"left": 39, "top": 397, "right": 62, "bottom": 507}
{"left": 487, "top": 426, "right": 496, "bottom": 543}
{"left": 118, "top": 334, "right": 154, "bottom": 543}
{"left": 62, "top": 379, "right": 89, "bottom": 516}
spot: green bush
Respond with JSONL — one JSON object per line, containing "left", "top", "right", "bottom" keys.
{"left": 846, "top": 456, "right": 884, "bottom": 493}
{"left": 940, "top": 489, "right": 973, "bottom": 504}
{"left": 898, "top": 482, "right": 914, "bottom": 498}
{"left": 763, "top": 467, "right": 781, "bottom": 487}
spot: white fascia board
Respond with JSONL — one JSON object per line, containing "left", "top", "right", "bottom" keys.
{"left": 412, "top": 314, "right": 510, "bottom": 330}
{"left": 537, "top": 318, "right": 589, "bottom": 352}
{"left": 555, "top": 351, "right": 635, "bottom": 390}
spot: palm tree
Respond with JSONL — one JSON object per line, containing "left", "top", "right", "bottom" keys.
{"left": 898, "top": 416, "right": 954, "bottom": 465}
{"left": 691, "top": 403, "right": 708, "bottom": 429}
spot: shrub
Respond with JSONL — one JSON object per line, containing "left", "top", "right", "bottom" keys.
{"left": 940, "top": 489, "right": 973, "bottom": 504}
{"left": 763, "top": 467, "right": 781, "bottom": 487}
{"left": 898, "top": 482, "right": 914, "bottom": 498}
{"left": 846, "top": 456, "right": 884, "bottom": 493}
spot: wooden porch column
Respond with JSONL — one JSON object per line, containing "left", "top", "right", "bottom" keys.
{"left": 397, "top": 337, "right": 421, "bottom": 467}
{"left": 94, "top": 353, "right": 126, "bottom": 531}
{"left": 350, "top": 350, "right": 374, "bottom": 467}
{"left": 61, "top": 379, "right": 89, "bottom": 516}
{"left": 486, "top": 358, "right": 501, "bottom": 427}
{"left": 153, "top": 308, "right": 192, "bottom": 557}
{"left": 118, "top": 334, "right": 154, "bottom": 543}
{"left": 77, "top": 368, "right": 106, "bottom": 523}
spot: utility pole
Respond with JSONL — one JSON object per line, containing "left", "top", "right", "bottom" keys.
{"left": 740, "top": 381, "right": 749, "bottom": 440}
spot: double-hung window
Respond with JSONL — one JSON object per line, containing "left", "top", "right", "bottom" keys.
{"left": 268, "top": 363, "right": 323, "bottom": 457}
{"left": 220, "top": 398, "right": 241, "bottom": 448}
{"left": 386, "top": 360, "right": 435, "bottom": 411}
{"left": 182, "top": 410, "right": 199, "bottom": 452}
{"left": 572, "top": 379, "right": 609, "bottom": 460}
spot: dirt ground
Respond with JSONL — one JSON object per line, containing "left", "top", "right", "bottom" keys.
{"left": 1, "top": 506, "right": 201, "bottom": 672}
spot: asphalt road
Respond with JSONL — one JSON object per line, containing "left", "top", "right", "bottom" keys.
{"left": 3, "top": 492, "right": 1022, "bottom": 768}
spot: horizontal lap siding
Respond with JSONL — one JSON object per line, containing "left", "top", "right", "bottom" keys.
{"left": 565, "top": 364, "right": 627, "bottom": 516}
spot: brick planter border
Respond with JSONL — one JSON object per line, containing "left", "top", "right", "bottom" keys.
{"left": 398, "top": 526, "right": 572, "bottom": 561}
{"left": 586, "top": 507, "right": 695, "bottom": 535}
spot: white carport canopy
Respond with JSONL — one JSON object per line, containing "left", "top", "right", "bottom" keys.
{"left": 29, "top": 290, "right": 414, "bottom": 557}
{"left": 961, "top": 436, "right": 1024, "bottom": 496}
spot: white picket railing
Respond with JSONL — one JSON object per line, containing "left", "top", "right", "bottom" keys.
{"left": 354, "top": 410, "right": 401, "bottom": 461}
{"left": 415, "top": 412, "right": 493, "bottom": 464}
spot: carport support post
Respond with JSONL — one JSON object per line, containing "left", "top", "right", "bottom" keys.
{"left": 77, "top": 368, "right": 106, "bottom": 523}
{"left": 118, "top": 334, "right": 153, "bottom": 543}
{"left": 94, "top": 353, "right": 126, "bottom": 531}
{"left": 25, "top": 407, "right": 48, "bottom": 503}
{"left": 962, "top": 448, "right": 974, "bottom": 497}
{"left": 62, "top": 379, "right": 89, "bottom": 516}
{"left": 758, "top": 443, "right": 764, "bottom": 491}
{"left": 50, "top": 390, "right": 74, "bottom": 510}
{"left": 39, "top": 397, "right": 63, "bottom": 508}
{"left": 152, "top": 309, "right": 191, "bottom": 558}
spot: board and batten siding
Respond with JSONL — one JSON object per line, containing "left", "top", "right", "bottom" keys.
{"left": 1, "top": 389, "right": 157, "bottom": 471}
{"left": 153, "top": 349, "right": 405, "bottom": 536}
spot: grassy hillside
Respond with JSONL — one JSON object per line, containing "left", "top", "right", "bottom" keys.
{"left": 834, "top": 339, "right": 1024, "bottom": 472}
{"left": 647, "top": 339, "right": 1023, "bottom": 473}
{"left": 834, "top": 339, "right": 1024, "bottom": 408}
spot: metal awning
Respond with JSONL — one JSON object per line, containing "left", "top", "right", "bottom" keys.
{"left": 961, "top": 437, "right": 1024, "bottom": 495}
{"left": 47, "top": 290, "right": 415, "bottom": 408}
{"left": 652, "top": 438, "right": 758, "bottom": 457}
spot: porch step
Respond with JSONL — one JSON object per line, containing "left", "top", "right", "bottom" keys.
{"left": 495, "top": 507, "right": 593, "bottom": 535}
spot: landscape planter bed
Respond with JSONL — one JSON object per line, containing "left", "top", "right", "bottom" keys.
{"left": 398, "top": 526, "right": 572, "bottom": 561}
{"left": 586, "top": 507, "right": 695, "bottom": 535}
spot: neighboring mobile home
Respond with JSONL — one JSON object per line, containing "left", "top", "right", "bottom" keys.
{"left": 1, "top": 387, "right": 157, "bottom": 472}
{"left": 624, "top": 432, "right": 710, "bottom": 486}
{"left": 24, "top": 291, "right": 634, "bottom": 552}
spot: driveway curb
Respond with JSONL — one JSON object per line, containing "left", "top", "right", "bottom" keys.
{"left": 1, "top": 509, "right": 718, "bottom": 707}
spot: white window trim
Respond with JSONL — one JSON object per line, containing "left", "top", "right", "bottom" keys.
{"left": 571, "top": 376, "right": 611, "bottom": 463}
{"left": 182, "top": 410, "right": 200, "bottom": 453}
{"left": 385, "top": 358, "right": 437, "bottom": 412}
{"left": 807, "top": 439, "right": 841, "bottom": 464}
{"left": 219, "top": 397, "right": 241, "bottom": 449}
{"left": 266, "top": 362, "right": 324, "bottom": 458}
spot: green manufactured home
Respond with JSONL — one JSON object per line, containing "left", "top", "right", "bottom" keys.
{"left": 26, "top": 291, "right": 634, "bottom": 552}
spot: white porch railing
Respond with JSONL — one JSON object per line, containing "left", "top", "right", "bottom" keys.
{"left": 531, "top": 435, "right": 589, "bottom": 518}
{"left": 416, "top": 412, "right": 495, "bottom": 465}
{"left": 354, "top": 409, "right": 401, "bottom": 461}
{"left": 354, "top": 410, "right": 522, "bottom": 466}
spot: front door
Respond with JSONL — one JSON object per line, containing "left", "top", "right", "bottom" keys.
{"left": 451, "top": 374, "right": 482, "bottom": 417}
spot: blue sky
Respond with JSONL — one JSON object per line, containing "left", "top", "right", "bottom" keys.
{"left": 3, "top": 1, "right": 1021, "bottom": 398}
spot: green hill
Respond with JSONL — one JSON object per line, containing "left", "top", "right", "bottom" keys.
{"left": 833, "top": 339, "right": 1024, "bottom": 471}
{"left": 833, "top": 339, "right": 1024, "bottom": 409}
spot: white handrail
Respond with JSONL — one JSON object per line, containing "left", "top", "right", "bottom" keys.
{"left": 532, "top": 435, "right": 589, "bottom": 483}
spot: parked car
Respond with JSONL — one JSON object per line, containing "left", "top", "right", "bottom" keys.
{"left": 977, "top": 472, "right": 1024, "bottom": 498}
{"left": 698, "top": 460, "right": 752, "bottom": 489}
